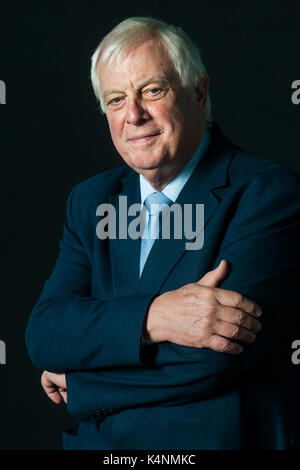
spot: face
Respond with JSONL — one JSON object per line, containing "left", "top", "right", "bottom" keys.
{"left": 98, "top": 39, "right": 208, "bottom": 185}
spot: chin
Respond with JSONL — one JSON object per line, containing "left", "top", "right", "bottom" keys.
{"left": 137, "top": 162, "right": 167, "bottom": 173}
{"left": 129, "top": 155, "right": 165, "bottom": 171}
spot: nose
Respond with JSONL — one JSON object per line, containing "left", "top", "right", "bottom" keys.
{"left": 125, "top": 96, "right": 151, "bottom": 126}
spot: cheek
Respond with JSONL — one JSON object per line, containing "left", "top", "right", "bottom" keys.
{"left": 164, "top": 114, "right": 184, "bottom": 142}
{"left": 159, "top": 101, "right": 185, "bottom": 133}
{"left": 108, "top": 116, "right": 123, "bottom": 144}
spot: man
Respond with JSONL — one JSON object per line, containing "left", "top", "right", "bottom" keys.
{"left": 25, "top": 17, "right": 300, "bottom": 449}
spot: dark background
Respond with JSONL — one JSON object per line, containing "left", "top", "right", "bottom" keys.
{"left": 0, "top": 0, "right": 299, "bottom": 449}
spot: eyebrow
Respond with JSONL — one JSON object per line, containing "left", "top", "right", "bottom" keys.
{"left": 102, "top": 76, "right": 170, "bottom": 100}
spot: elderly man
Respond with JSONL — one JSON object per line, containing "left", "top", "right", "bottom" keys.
{"left": 26, "top": 17, "right": 300, "bottom": 450}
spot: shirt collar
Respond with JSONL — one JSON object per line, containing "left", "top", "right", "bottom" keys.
{"left": 139, "top": 129, "right": 211, "bottom": 205}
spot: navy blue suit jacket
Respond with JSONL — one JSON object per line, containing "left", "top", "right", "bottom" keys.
{"left": 25, "top": 125, "right": 300, "bottom": 449}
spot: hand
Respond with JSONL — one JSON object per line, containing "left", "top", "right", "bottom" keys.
{"left": 144, "top": 260, "right": 262, "bottom": 355}
{"left": 41, "top": 371, "right": 67, "bottom": 404}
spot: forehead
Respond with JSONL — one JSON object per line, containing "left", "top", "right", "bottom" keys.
{"left": 98, "top": 39, "right": 177, "bottom": 90}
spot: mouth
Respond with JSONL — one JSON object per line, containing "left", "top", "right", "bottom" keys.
{"left": 128, "top": 132, "right": 161, "bottom": 144}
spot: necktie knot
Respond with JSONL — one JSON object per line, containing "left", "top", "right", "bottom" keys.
{"left": 144, "top": 192, "right": 172, "bottom": 215}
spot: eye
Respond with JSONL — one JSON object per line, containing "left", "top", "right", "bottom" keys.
{"left": 143, "top": 87, "right": 169, "bottom": 100}
{"left": 148, "top": 88, "right": 162, "bottom": 94}
{"left": 107, "top": 97, "right": 124, "bottom": 108}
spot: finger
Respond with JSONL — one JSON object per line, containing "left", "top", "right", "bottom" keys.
{"left": 41, "top": 372, "right": 64, "bottom": 404}
{"left": 197, "top": 260, "right": 229, "bottom": 288}
{"left": 41, "top": 371, "right": 56, "bottom": 389}
{"left": 206, "top": 334, "right": 243, "bottom": 355}
{"left": 45, "top": 387, "right": 64, "bottom": 404}
{"left": 59, "top": 389, "right": 67, "bottom": 404}
{"left": 216, "top": 306, "right": 262, "bottom": 333}
{"left": 215, "top": 289, "right": 262, "bottom": 317}
{"left": 213, "top": 320, "right": 256, "bottom": 344}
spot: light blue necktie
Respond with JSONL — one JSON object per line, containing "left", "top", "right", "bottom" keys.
{"left": 139, "top": 192, "right": 172, "bottom": 276}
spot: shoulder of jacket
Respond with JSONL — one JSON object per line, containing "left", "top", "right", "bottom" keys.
{"left": 228, "top": 148, "right": 300, "bottom": 190}
{"left": 70, "top": 166, "right": 131, "bottom": 202}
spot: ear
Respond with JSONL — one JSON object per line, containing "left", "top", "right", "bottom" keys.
{"left": 194, "top": 74, "right": 209, "bottom": 111}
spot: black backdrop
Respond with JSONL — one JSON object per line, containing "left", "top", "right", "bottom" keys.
{"left": 0, "top": 0, "right": 299, "bottom": 450}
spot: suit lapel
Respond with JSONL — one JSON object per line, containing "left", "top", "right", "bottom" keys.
{"left": 138, "top": 126, "right": 236, "bottom": 293}
{"left": 109, "top": 171, "right": 141, "bottom": 296}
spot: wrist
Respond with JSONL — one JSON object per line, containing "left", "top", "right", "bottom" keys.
{"left": 143, "top": 294, "right": 168, "bottom": 343}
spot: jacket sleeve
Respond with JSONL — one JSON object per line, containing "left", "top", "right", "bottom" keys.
{"left": 25, "top": 185, "right": 156, "bottom": 373}
{"left": 64, "top": 164, "right": 300, "bottom": 420}
{"left": 152, "top": 163, "right": 300, "bottom": 370}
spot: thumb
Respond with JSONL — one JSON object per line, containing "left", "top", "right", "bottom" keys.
{"left": 197, "top": 260, "right": 229, "bottom": 287}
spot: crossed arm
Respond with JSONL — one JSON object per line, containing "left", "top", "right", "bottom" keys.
{"left": 40, "top": 259, "right": 262, "bottom": 405}
{"left": 26, "top": 168, "right": 300, "bottom": 413}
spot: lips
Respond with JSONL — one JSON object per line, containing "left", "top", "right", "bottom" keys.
{"left": 128, "top": 132, "right": 161, "bottom": 143}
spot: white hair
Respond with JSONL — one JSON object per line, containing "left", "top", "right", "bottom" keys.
{"left": 91, "top": 16, "right": 212, "bottom": 124}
